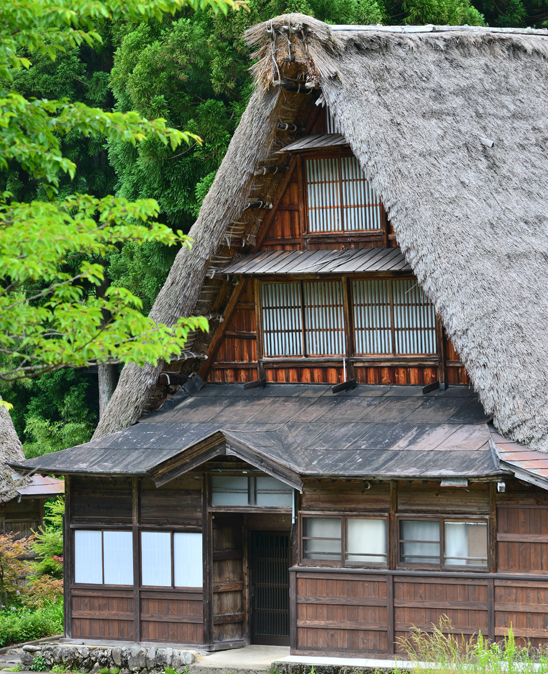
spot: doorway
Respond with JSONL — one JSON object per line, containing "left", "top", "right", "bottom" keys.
{"left": 249, "top": 531, "right": 291, "bottom": 645}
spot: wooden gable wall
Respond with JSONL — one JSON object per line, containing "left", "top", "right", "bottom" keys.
{"left": 200, "top": 107, "right": 471, "bottom": 387}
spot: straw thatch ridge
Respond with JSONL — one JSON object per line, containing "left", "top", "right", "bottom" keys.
{"left": 247, "top": 15, "right": 548, "bottom": 451}
{"left": 96, "top": 13, "right": 548, "bottom": 454}
{"left": 0, "top": 399, "right": 27, "bottom": 503}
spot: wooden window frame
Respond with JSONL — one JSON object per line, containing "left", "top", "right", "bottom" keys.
{"left": 300, "top": 514, "right": 389, "bottom": 569}
{"left": 351, "top": 277, "right": 437, "bottom": 358}
{"left": 396, "top": 515, "right": 489, "bottom": 571}
{"left": 208, "top": 472, "right": 293, "bottom": 512}
{"left": 139, "top": 529, "right": 203, "bottom": 590}
{"left": 257, "top": 275, "right": 440, "bottom": 363}
{"left": 72, "top": 528, "right": 133, "bottom": 588}
{"left": 302, "top": 149, "right": 387, "bottom": 240}
{"left": 260, "top": 279, "right": 346, "bottom": 360}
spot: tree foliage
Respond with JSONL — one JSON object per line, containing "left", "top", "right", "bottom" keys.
{"left": 0, "top": 0, "right": 245, "bottom": 388}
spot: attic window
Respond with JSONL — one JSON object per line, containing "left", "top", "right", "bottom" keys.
{"left": 211, "top": 474, "right": 292, "bottom": 507}
{"left": 261, "top": 281, "right": 345, "bottom": 357}
{"left": 352, "top": 279, "right": 436, "bottom": 356}
{"left": 305, "top": 156, "right": 381, "bottom": 233}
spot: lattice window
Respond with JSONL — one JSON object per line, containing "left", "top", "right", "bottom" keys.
{"left": 305, "top": 155, "right": 381, "bottom": 233}
{"left": 261, "top": 281, "right": 345, "bottom": 357}
{"left": 352, "top": 279, "right": 436, "bottom": 356}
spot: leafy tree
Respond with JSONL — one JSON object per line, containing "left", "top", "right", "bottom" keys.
{"left": 0, "top": 533, "right": 33, "bottom": 606}
{"left": 0, "top": 0, "right": 242, "bottom": 391}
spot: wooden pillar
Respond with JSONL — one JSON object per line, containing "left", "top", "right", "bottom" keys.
{"left": 342, "top": 277, "right": 355, "bottom": 382}
{"left": 389, "top": 480, "right": 398, "bottom": 570}
{"left": 289, "top": 569, "right": 297, "bottom": 652}
{"left": 387, "top": 574, "right": 395, "bottom": 655}
{"left": 254, "top": 279, "right": 266, "bottom": 381}
{"left": 489, "top": 482, "right": 497, "bottom": 573}
{"left": 487, "top": 578, "right": 495, "bottom": 643}
{"left": 63, "top": 475, "right": 72, "bottom": 638}
{"left": 132, "top": 477, "right": 141, "bottom": 642}
{"left": 202, "top": 474, "right": 212, "bottom": 648}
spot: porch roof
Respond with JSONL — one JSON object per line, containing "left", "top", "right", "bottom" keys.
{"left": 10, "top": 384, "right": 505, "bottom": 484}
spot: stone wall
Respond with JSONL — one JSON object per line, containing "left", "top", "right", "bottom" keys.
{"left": 18, "top": 644, "right": 195, "bottom": 673}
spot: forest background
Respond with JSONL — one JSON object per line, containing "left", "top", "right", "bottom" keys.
{"left": 4, "top": 0, "right": 548, "bottom": 459}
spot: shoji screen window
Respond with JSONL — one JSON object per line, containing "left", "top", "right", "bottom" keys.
{"left": 261, "top": 281, "right": 345, "bottom": 357}
{"left": 353, "top": 279, "right": 436, "bottom": 356}
{"left": 141, "top": 531, "right": 203, "bottom": 588}
{"left": 74, "top": 530, "right": 133, "bottom": 585}
{"left": 305, "top": 155, "right": 381, "bottom": 233}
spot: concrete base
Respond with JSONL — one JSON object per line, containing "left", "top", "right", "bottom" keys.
{"left": 190, "top": 646, "right": 290, "bottom": 674}
{"left": 273, "top": 655, "right": 418, "bottom": 674}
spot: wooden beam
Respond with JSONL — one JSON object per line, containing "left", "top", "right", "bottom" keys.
{"left": 254, "top": 278, "right": 265, "bottom": 381}
{"left": 202, "top": 474, "right": 212, "bottom": 648}
{"left": 199, "top": 278, "right": 248, "bottom": 382}
{"left": 252, "top": 155, "right": 299, "bottom": 252}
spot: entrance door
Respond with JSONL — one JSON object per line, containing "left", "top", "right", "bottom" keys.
{"left": 250, "top": 531, "right": 290, "bottom": 645}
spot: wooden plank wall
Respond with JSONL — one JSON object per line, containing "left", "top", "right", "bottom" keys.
{"left": 291, "top": 480, "right": 548, "bottom": 656}
{"left": 69, "top": 476, "right": 204, "bottom": 644}
{"left": 206, "top": 279, "right": 468, "bottom": 386}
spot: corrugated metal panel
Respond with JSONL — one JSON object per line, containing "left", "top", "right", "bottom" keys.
{"left": 353, "top": 279, "right": 392, "bottom": 354}
{"left": 218, "top": 247, "right": 411, "bottom": 276}
{"left": 393, "top": 279, "right": 437, "bottom": 355}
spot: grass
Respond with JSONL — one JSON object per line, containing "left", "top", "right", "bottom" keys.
{"left": 0, "top": 600, "right": 63, "bottom": 648}
{"left": 395, "top": 617, "right": 548, "bottom": 674}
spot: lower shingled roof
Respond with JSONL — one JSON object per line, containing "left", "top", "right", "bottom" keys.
{"left": 10, "top": 384, "right": 504, "bottom": 482}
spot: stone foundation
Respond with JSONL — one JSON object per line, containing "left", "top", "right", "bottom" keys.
{"left": 18, "top": 644, "right": 195, "bottom": 673}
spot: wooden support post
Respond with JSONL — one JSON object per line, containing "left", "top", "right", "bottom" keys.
{"left": 389, "top": 480, "right": 398, "bottom": 570}
{"left": 436, "top": 317, "right": 447, "bottom": 387}
{"left": 489, "top": 482, "right": 497, "bottom": 573}
{"left": 289, "top": 569, "right": 297, "bottom": 652}
{"left": 199, "top": 278, "right": 248, "bottom": 382}
{"left": 254, "top": 278, "right": 266, "bottom": 381}
{"left": 132, "top": 477, "right": 141, "bottom": 643}
{"left": 387, "top": 574, "right": 395, "bottom": 655}
{"left": 487, "top": 578, "right": 495, "bottom": 643}
{"left": 342, "top": 276, "right": 355, "bottom": 382}
{"left": 202, "top": 474, "right": 213, "bottom": 648}
{"left": 63, "top": 475, "right": 72, "bottom": 639}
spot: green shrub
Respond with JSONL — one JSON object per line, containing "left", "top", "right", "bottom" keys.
{"left": 396, "top": 617, "right": 548, "bottom": 674}
{"left": 29, "top": 656, "right": 48, "bottom": 672}
{"left": 0, "top": 600, "right": 63, "bottom": 647}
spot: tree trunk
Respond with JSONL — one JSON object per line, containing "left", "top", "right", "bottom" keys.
{"left": 98, "top": 364, "right": 118, "bottom": 419}
{"left": 0, "top": 398, "right": 27, "bottom": 503}
{"left": 93, "top": 88, "right": 281, "bottom": 440}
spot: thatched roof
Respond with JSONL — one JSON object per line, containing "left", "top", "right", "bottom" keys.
{"left": 94, "top": 15, "right": 548, "bottom": 458}
{"left": 0, "top": 399, "right": 28, "bottom": 504}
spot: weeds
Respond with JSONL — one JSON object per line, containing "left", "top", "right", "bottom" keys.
{"left": 396, "top": 617, "right": 548, "bottom": 674}
{"left": 29, "top": 655, "right": 48, "bottom": 672}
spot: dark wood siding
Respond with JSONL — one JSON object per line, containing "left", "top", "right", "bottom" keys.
{"left": 71, "top": 477, "right": 132, "bottom": 524}
{"left": 68, "top": 476, "right": 204, "bottom": 644}
{"left": 140, "top": 590, "right": 203, "bottom": 643}
{"left": 497, "top": 504, "right": 548, "bottom": 573}
{"left": 72, "top": 588, "right": 134, "bottom": 640}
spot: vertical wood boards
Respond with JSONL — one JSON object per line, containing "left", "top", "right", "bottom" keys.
{"left": 212, "top": 515, "right": 246, "bottom": 646}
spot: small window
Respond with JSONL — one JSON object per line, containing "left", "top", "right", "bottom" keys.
{"left": 353, "top": 279, "right": 436, "bottom": 356}
{"left": 346, "top": 518, "right": 387, "bottom": 566}
{"left": 261, "top": 281, "right": 345, "bottom": 358}
{"left": 302, "top": 516, "right": 388, "bottom": 567}
{"left": 303, "top": 517, "right": 342, "bottom": 562}
{"left": 399, "top": 519, "right": 488, "bottom": 569}
{"left": 445, "top": 521, "right": 488, "bottom": 567}
{"left": 305, "top": 156, "right": 381, "bottom": 233}
{"left": 400, "top": 520, "right": 441, "bottom": 564}
{"left": 74, "top": 530, "right": 133, "bottom": 585}
{"left": 212, "top": 474, "right": 292, "bottom": 507}
{"left": 141, "top": 531, "right": 203, "bottom": 588}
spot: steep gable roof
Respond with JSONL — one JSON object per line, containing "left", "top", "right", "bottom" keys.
{"left": 93, "top": 15, "right": 548, "bottom": 458}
